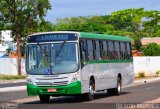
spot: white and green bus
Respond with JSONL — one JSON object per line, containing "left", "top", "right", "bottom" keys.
{"left": 26, "top": 31, "right": 134, "bottom": 102}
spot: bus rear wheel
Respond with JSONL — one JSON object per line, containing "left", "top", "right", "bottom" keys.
{"left": 39, "top": 95, "right": 50, "bottom": 103}
{"left": 85, "top": 80, "right": 95, "bottom": 101}
{"left": 107, "top": 77, "right": 121, "bottom": 96}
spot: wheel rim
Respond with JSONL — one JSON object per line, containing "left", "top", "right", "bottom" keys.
{"left": 89, "top": 84, "right": 94, "bottom": 100}
{"left": 89, "top": 85, "right": 94, "bottom": 94}
{"left": 117, "top": 80, "right": 121, "bottom": 94}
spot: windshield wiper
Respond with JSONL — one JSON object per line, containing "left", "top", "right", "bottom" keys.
{"left": 56, "top": 41, "right": 66, "bottom": 58}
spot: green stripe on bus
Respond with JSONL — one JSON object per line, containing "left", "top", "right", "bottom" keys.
{"left": 80, "top": 32, "right": 131, "bottom": 42}
{"left": 86, "top": 59, "right": 133, "bottom": 64}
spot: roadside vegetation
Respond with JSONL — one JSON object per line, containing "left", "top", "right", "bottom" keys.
{"left": 156, "top": 70, "right": 160, "bottom": 77}
{"left": 135, "top": 70, "right": 160, "bottom": 80}
{"left": 0, "top": 74, "right": 26, "bottom": 80}
{"left": 137, "top": 71, "right": 146, "bottom": 78}
{"left": 143, "top": 43, "right": 160, "bottom": 56}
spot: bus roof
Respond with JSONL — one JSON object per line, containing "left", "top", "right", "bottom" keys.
{"left": 80, "top": 32, "right": 131, "bottom": 42}
{"left": 28, "top": 31, "right": 131, "bottom": 42}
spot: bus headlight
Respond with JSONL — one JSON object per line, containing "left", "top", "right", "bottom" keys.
{"left": 26, "top": 77, "right": 32, "bottom": 84}
{"left": 71, "top": 73, "right": 79, "bottom": 83}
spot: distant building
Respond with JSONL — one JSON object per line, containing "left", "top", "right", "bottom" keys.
{"left": 132, "top": 50, "right": 143, "bottom": 57}
{"left": 141, "top": 37, "right": 160, "bottom": 45}
{"left": 0, "top": 30, "right": 16, "bottom": 57}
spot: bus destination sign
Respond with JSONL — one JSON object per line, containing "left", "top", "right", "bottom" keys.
{"left": 36, "top": 34, "right": 68, "bottom": 41}
{"left": 28, "top": 33, "right": 78, "bottom": 43}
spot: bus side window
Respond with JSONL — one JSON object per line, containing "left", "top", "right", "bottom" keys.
{"left": 129, "top": 43, "right": 133, "bottom": 60}
{"left": 106, "top": 40, "right": 110, "bottom": 60}
{"left": 87, "top": 40, "right": 94, "bottom": 61}
{"left": 80, "top": 40, "right": 87, "bottom": 61}
{"left": 102, "top": 40, "right": 107, "bottom": 60}
{"left": 126, "top": 42, "right": 132, "bottom": 60}
{"left": 124, "top": 42, "right": 128, "bottom": 60}
{"left": 109, "top": 41, "right": 114, "bottom": 60}
{"left": 118, "top": 42, "right": 122, "bottom": 60}
{"left": 115, "top": 41, "right": 120, "bottom": 60}
{"left": 95, "top": 40, "right": 100, "bottom": 60}
{"left": 112, "top": 41, "right": 117, "bottom": 60}
{"left": 99, "top": 40, "right": 104, "bottom": 60}
{"left": 120, "top": 42, "right": 125, "bottom": 60}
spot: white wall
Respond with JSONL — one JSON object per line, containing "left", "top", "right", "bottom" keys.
{"left": 133, "top": 56, "right": 160, "bottom": 76}
{"left": 0, "top": 58, "right": 26, "bottom": 75}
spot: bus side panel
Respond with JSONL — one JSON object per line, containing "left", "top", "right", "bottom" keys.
{"left": 80, "top": 62, "right": 134, "bottom": 93}
{"left": 94, "top": 63, "right": 117, "bottom": 91}
{"left": 121, "top": 62, "right": 134, "bottom": 86}
{"left": 110, "top": 62, "right": 134, "bottom": 87}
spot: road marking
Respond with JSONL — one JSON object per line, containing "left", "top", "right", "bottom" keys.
{"left": 12, "top": 96, "right": 59, "bottom": 104}
{"left": 12, "top": 97, "right": 39, "bottom": 103}
{"left": 144, "top": 97, "right": 160, "bottom": 103}
{"left": 0, "top": 86, "right": 26, "bottom": 93}
{"left": 0, "top": 80, "right": 25, "bottom": 84}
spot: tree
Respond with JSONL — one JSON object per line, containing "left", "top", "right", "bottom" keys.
{"left": 108, "top": 8, "right": 145, "bottom": 32}
{"left": 55, "top": 15, "right": 107, "bottom": 33}
{"left": 0, "top": 0, "right": 51, "bottom": 75}
{"left": 30, "top": 21, "right": 55, "bottom": 33}
{"left": 143, "top": 43, "right": 160, "bottom": 56}
{"left": 143, "top": 10, "right": 160, "bottom": 37}
{"left": 105, "top": 8, "right": 160, "bottom": 50}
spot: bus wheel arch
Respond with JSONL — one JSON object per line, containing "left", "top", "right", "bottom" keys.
{"left": 118, "top": 73, "right": 122, "bottom": 81}
{"left": 90, "top": 76, "right": 95, "bottom": 90}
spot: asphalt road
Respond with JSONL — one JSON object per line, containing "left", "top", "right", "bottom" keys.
{"left": 0, "top": 80, "right": 160, "bottom": 109}
{"left": 0, "top": 82, "right": 25, "bottom": 88}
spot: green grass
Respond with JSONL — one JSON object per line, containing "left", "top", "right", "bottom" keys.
{"left": 0, "top": 74, "right": 26, "bottom": 80}
{"left": 135, "top": 76, "right": 158, "bottom": 80}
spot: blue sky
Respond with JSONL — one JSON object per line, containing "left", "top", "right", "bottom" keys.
{"left": 45, "top": 0, "right": 160, "bottom": 24}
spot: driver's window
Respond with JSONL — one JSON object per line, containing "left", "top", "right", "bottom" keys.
{"left": 37, "top": 45, "right": 50, "bottom": 67}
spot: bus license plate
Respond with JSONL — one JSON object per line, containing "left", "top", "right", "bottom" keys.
{"left": 48, "top": 88, "right": 57, "bottom": 92}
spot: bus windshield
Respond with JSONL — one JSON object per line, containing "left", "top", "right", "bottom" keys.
{"left": 27, "top": 42, "right": 78, "bottom": 75}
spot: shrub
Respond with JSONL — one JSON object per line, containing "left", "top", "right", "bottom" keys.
{"left": 0, "top": 74, "right": 26, "bottom": 80}
{"left": 138, "top": 72, "right": 145, "bottom": 78}
{"left": 156, "top": 70, "right": 160, "bottom": 77}
{"left": 143, "top": 43, "right": 160, "bottom": 56}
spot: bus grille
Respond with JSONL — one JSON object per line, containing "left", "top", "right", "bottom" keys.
{"left": 35, "top": 81, "right": 68, "bottom": 86}
{"left": 35, "top": 76, "right": 69, "bottom": 86}
{"left": 36, "top": 77, "right": 68, "bottom": 80}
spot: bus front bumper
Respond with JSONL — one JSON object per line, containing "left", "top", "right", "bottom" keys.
{"left": 27, "top": 81, "right": 81, "bottom": 96}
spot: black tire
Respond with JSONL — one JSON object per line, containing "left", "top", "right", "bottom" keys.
{"left": 107, "top": 77, "right": 121, "bottom": 96}
{"left": 85, "top": 80, "right": 95, "bottom": 101}
{"left": 116, "top": 77, "right": 122, "bottom": 95}
{"left": 39, "top": 95, "right": 50, "bottom": 103}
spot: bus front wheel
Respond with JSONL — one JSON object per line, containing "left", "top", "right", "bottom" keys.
{"left": 39, "top": 95, "right": 50, "bottom": 103}
{"left": 85, "top": 80, "right": 95, "bottom": 101}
